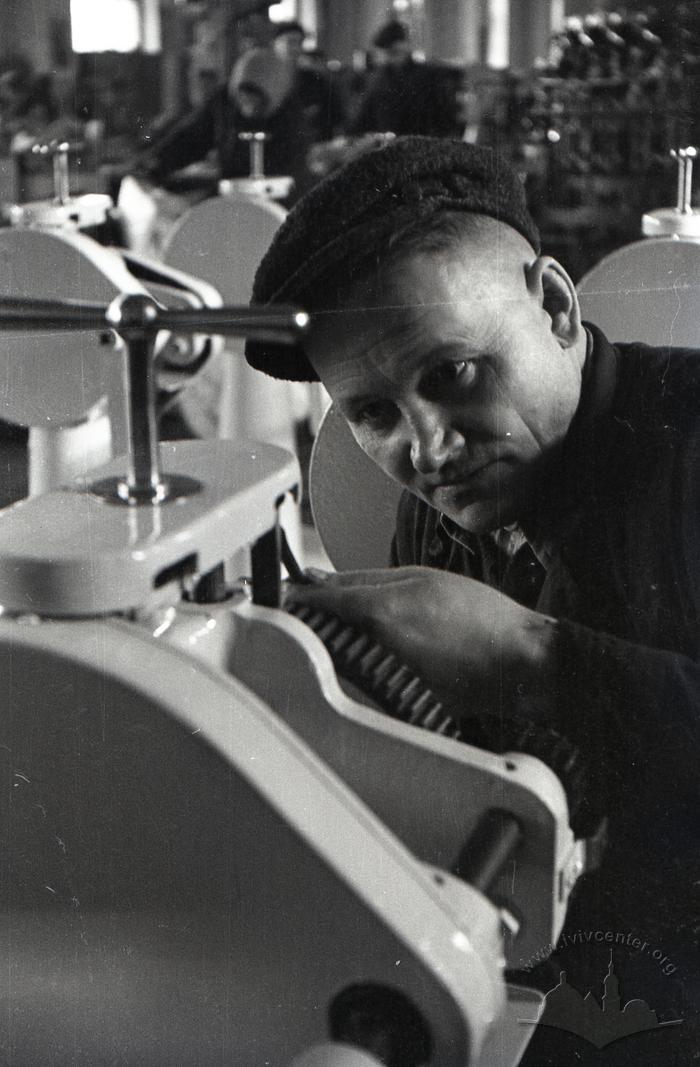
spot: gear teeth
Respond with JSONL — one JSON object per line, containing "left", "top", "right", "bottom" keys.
{"left": 288, "top": 601, "right": 312, "bottom": 622}
{"left": 284, "top": 602, "right": 593, "bottom": 835}
{"left": 329, "top": 626, "right": 356, "bottom": 655}
{"left": 342, "top": 632, "right": 373, "bottom": 664}
{"left": 395, "top": 676, "right": 424, "bottom": 710}
{"left": 305, "top": 610, "right": 329, "bottom": 631}
{"left": 358, "top": 645, "right": 385, "bottom": 673}
{"left": 407, "top": 690, "right": 441, "bottom": 724}
{"left": 370, "top": 653, "right": 399, "bottom": 687}
{"left": 286, "top": 603, "right": 442, "bottom": 728}
{"left": 383, "top": 665, "right": 413, "bottom": 703}
{"left": 419, "top": 702, "right": 446, "bottom": 731}
{"left": 435, "top": 715, "right": 460, "bottom": 737}
{"left": 315, "top": 616, "right": 342, "bottom": 643}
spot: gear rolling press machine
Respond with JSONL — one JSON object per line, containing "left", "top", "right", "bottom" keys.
{"left": 0, "top": 286, "right": 601, "bottom": 1066}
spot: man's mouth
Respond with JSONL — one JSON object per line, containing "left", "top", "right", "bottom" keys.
{"left": 436, "top": 457, "right": 498, "bottom": 487}
{"left": 430, "top": 458, "right": 505, "bottom": 503}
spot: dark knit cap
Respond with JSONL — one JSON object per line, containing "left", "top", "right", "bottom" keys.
{"left": 372, "top": 19, "right": 409, "bottom": 49}
{"left": 245, "top": 136, "right": 541, "bottom": 381}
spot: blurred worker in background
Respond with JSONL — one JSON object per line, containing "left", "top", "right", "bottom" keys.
{"left": 271, "top": 20, "right": 346, "bottom": 142}
{"left": 348, "top": 19, "right": 458, "bottom": 139}
{"left": 0, "top": 54, "right": 57, "bottom": 154}
{"left": 134, "top": 47, "right": 314, "bottom": 202}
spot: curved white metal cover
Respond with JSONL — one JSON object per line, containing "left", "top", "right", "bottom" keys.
{"left": 0, "top": 228, "right": 138, "bottom": 427}
{"left": 0, "top": 228, "right": 224, "bottom": 437}
{"left": 577, "top": 236, "right": 700, "bottom": 349}
{"left": 0, "top": 617, "right": 502, "bottom": 1064}
{"left": 161, "top": 192, "right": 301, "bottom": 447}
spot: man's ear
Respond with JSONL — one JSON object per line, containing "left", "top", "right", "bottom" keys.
{"left": 525, "top": 256, "right": 582, "bottom": 348}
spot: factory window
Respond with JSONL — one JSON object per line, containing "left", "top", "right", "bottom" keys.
{"left": 486, "top": 0, "right": 510, "bottom": 69}
{"left": 269, "top": 1, "right": 297, "bottom": 22}
{"left": 70, "top": 0, "right": 141, "bottom": 53}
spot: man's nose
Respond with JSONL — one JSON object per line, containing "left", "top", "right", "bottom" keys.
{"left": 408, "top": 405, "right": 464, "bottom": 474}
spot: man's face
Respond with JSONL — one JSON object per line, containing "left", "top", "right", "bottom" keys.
{"left": 234, "top": 84, "right": 268, "bottom": 121}
{"left": 307, "top": 240, "right": 584, "bottom": 534}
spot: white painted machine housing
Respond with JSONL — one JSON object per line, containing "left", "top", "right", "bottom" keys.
{"left": 0, "top": 432, "right": 578, "bottom": 1064}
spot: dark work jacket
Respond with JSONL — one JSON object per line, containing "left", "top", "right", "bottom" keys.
{"left": 349, "top": 59, "right": 458, "bottom": 138}
{"left": 392, "top": 326, "right": 699, "bottom": 972}
{"left": 295, "top": 65, "right": 346, "bottom": 142}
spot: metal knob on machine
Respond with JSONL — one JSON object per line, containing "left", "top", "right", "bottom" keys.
{"left": 642, "top": 145, "right": 700, "bottom": 239}
{"left": 218, "top": 130, "right": 294, "bottom": 201}
{"left": 7, "top": 139, "right": 113, "bottom": 231}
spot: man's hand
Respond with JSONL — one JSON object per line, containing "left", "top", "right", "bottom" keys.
{"left": 288, "top": 566, "right": 558, "bottom": 717}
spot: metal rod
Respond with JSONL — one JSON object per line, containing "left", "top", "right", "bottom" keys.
{"left": 251, "top": 524, "right": 283, "bottom": 607}
{"left": 0, "top": 296, "right": 110, "bottom": 331}
{"left": 121, "top": 331, "right": 164, "bottom": 501}
{"left": 53, "top": 142, "right": 71, "bottom": 204}
{"left": 671, "top": 146, "right": 697, "bottom": 214}
{"left": 147, "top": 306, "right": 309, "bottom": 340}
{"left": 0, "top": 296, "right": 309, "bottom": 342}
{"left": 452, "top": 808, "right": 522, "bottom": 893}
{"left": 97, "top": 293, "right": 165, "bottom": 503}
{"left": 682, "top": 147, "right": 696, "bottom": 214}
{"left": 239, "top": 131, "right": 268, "bottom": 178}
{"left": 251, "top": 139, "right": 265, "bottom": 178}
{"left": 672, "top": 149, "right": 685, "bottom": 213}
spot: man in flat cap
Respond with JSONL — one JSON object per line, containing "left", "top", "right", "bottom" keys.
{"left": 246, "top": 136, "right": 698, "bottom": 1064}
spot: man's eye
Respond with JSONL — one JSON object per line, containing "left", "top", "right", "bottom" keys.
{"left": 424, "top": 359, "right": 477, "bottom": 393}
{"left": 353, "top": 400, "right": 396, "bottom": 429}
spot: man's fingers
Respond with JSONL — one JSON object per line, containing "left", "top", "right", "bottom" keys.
{"left": 286, "top": 579, "right": 380, "bottom": 629}
{"left": 287, "top": 580, "right": 371, "bottom": 609}
{"left": 301, "top": 566, "right": 424, "bottom": 589}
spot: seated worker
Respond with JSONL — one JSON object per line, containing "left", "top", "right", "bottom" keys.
{"left": 135, "top": 47, "right": 314, "bottom": 201}
{"left": 0, "top": 53, "right": 57, "bottom": 152}
{"left": 271, "top": 19, "right": 346, "bottom": 143}
{"left": 348, "top": 20, "right": 459, "bottom": 138}
{"left": 245, "top": 137, "right": 699, "bottom": 1065}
